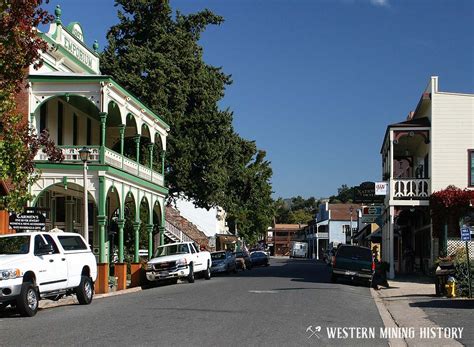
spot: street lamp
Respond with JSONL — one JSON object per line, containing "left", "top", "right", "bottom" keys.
{"left": 79, "top": 147, "right": 90, "bottom": 244}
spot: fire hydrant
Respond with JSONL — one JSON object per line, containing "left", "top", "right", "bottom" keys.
{"left": 445, "top": 276, "right": 456, "bottom": 298}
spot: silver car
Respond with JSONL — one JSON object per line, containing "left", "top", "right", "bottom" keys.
{"left": 211, "top": 251, "right": 236, "bottom": 274}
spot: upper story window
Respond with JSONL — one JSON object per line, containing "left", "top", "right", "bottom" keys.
{"left": 469, "top": 150, "right": 474, "bottom": 187}
{"left": 40, "top": 103, "right": 47, "bottom": 133}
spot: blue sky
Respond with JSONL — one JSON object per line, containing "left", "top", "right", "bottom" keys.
{"left": 42, "top": 0, "right": 474, "bottom": 199}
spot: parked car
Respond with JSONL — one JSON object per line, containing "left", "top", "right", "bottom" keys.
{"left": 146, "top": 242, "right": 211, "bottom": 284}
{"left": 250, "top": 251, "right": 270, "bottom": 267}
{"left": 331, "top": 245, "right": 374, "bottom": 286}
{"left": 234, "top": 251, "right": 252, "bottom": 270}
{"left": 0, "top": 231, "right": 97, "bottom": 317}
{"left": 211, "top": 251, "right": 236, "bottom": 274}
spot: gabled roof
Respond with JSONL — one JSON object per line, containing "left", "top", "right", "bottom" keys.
{"left": 328, "top": 203, "right": 361, "bottom": 221}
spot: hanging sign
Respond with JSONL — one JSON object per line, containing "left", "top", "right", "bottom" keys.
{"left": 375, "top": 182, "right": 388, "bottom": 196}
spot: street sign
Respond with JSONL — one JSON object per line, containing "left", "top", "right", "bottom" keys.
{"left": 9, "top": 213, "right": 46, "bottom": 231}
{"left": 361, "top": 205, "right": 384, "bottom": 224}
{"left": 375, "top": 182, "right": 388, "bottom": 196}
{"left": 461, "top": 227, "right": 472, "bottom": 241}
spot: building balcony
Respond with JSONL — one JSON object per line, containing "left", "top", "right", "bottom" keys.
{"left": 390, "top": 178, "right": 430, "bottom": 200}
{"left": 34, "top": 145, "right": 164, "bottom": 186}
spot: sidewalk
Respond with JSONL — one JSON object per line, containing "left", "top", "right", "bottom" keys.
{"left": 38, "top": 286, "right": 142, "bottom": 310}
{"left": 371, "top": 276, "right": 466, "bottom": 347}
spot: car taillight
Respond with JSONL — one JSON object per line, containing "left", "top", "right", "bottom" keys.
{"left": 371, "top": 261, "right": 375, "bottom": 271}
{"left": 332, "top": 257, "right": 336, "bottom": 267}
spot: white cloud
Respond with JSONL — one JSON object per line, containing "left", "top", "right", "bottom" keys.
{"left": 369, "top": 0, "right": 389, "bottom": 7}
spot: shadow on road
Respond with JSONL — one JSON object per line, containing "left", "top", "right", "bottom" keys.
{"left": 410, "top": 299, "right": 474, "bottom": 309}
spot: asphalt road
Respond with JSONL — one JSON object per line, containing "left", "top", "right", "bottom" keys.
{"left": 0, "top": 258, "right": 387, "bottom": 346}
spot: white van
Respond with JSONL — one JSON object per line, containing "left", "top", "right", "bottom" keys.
{"left": 290, "top": 241, "right": 308, "bottom": 258}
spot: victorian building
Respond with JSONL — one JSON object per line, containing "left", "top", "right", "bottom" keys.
{"left": 8, "top": 7, "right": 170, "bottom": 293}
{"left": 380, "top": 76, "right": 473, "bottom": 279}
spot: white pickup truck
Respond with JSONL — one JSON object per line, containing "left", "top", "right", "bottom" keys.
{"left": 0, "top": 231, "right": 97, "bottom": 317}
{"left": 146, "top": 242, "right": 211, "bottom": 284}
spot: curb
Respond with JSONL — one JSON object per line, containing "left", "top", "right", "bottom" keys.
{"left": 370, "top": 288, "right": 407, "bottom": 347}
{"left": 39, "top": 286, "right": 143, "bottom": 310}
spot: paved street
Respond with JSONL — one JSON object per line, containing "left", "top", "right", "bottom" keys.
{"left": 0, "top": 258, "right": 386, "bottom": 346}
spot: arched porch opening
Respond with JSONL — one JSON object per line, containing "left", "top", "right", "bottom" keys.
{"left": 105, "top": 101, "right": 123, "bottom": 151}
{"left": 123, "top": 192, "right": 137, "bottom": 262}
{"left": 139, "top": 197, "right": 151, "bottom": 257}
{"left": 33, "top": 95, "right": 101, "bottom": 148}
{"left": 152, "top": 200, "right": 163, "bottom": 248}
{"left": 153, "top": 133, "right": 164, "bottom": 174}
{"left": 33, "top": 182, "right": 97, "bottom": 247}
{"left": 105, "top": 186, "right": 121, "bottom": 265}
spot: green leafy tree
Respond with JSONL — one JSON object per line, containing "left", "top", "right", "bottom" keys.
{"left": 0, "top": 0, "right": 62, "bottom": 212}
{"left": 101, "top": 0, "right": 273, "bottom": 242}
{"left": 274, "top": 196, "right": 319, "bottom": 224}
{"left": 223, "top": 136, "right": 274, "bottom": 243}
{"left": 101, "top": 0, "right": 232, "bottom": 208}
{"left": 329, "top": 184, "right": 355, "bottom": 203}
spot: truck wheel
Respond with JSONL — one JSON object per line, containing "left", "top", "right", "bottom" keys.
{"left": 187, "top": 264, "right": 195, "bottom": 283}
{"left": 76, "top": 276, "right": 93, "bottom": 305}
{"left": 204, "top": 262, "right": 211, "bottom": 280}
{"left": 17, "top": 282, "right": 39, "bottom": 317}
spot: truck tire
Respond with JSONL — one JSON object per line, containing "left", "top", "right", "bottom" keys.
{"left": 187, "top": 264, "right": 195, "bottom": 283}
{"left": 76, "top": 276, "right": 93, "bottom": 305}
{"left": 17, "top": 282, "right": 39, "bottom": 317}
{"left": 204, "top": 262, "right": 211, "bottom": 280}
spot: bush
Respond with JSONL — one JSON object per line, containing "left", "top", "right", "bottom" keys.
{"left": 453, "top": 247, "right": 473, "bottom": 297}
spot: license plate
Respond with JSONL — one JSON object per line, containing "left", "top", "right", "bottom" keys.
{"left": 159, "top": 271, "right": 169, "bottom": 277}
{"left": 345, "top": 271, "right": 356, "bottom": 276}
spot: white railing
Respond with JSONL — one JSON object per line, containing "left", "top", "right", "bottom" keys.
{"left": 138, "top": 165, "right": 152, "bottom": 181}
{"left": 391, "top": 178, "right": 430, "bottom": 199}
{"left": 165, "top": 220, "right": 193, "bottom": 243}
{"left": 122, "top": 156, "right": 139, "bottom": 176}
{"left": 35, "top": 146, "right": 100, "bottom": 162}
{"left": 35, "top": 146, "right": 165, "bottom": 187}
{"left": 104, "top": 148, "right": 122, "bottom": 168}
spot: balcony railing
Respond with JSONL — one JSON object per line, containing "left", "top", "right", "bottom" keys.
{"left": 35, "top": 146, "right": 164, "bottom": 187}
{"left": 391, "top": 178, "right": 430, "bottom": 199}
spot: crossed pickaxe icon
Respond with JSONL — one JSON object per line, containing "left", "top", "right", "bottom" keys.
{"left": 306, "top": 325, "right": 322, "bottom": 339}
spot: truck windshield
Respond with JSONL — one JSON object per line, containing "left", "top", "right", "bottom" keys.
{"left": 154, "top": 244, "right": 189, "bottom": 257}
{"left": 0, "top": 235, "right": 31, "bottom": 255}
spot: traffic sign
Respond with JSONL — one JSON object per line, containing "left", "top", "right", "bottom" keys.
{"left": 461, "top": 227, "right": 472, "bottom": 242}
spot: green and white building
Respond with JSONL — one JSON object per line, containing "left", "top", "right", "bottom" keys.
{"left": 24, "top": 7, "right": 170, "bottom": 291}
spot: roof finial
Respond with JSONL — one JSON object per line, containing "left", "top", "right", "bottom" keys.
{"left": 55, "top": 5, "right": 62, "bottom": 24}
{"left": 93, "top": 40, "right": 99, "bottom": 53}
